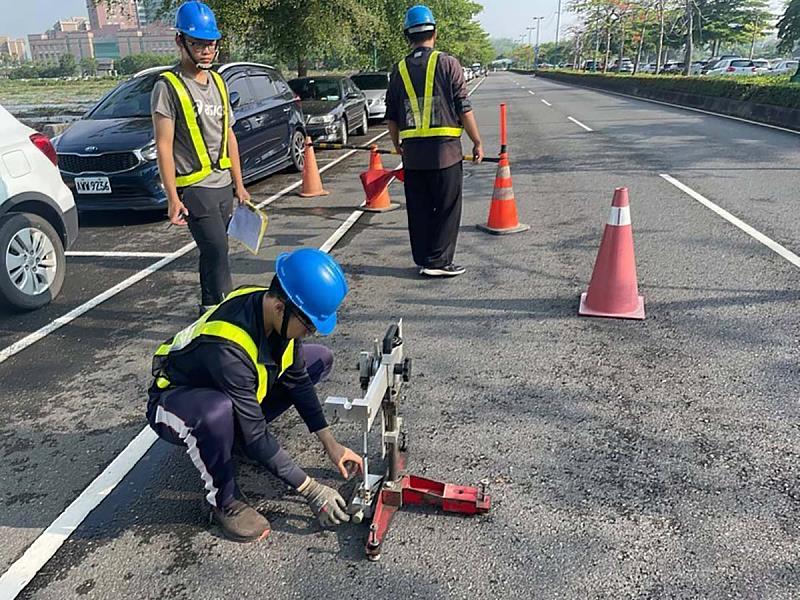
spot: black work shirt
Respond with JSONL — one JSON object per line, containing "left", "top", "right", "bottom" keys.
{"left": 153, "top": 289, "right": 328, "bottom": 447}
{"left": 385, "top": 47, "right": 472, "bottom": 170}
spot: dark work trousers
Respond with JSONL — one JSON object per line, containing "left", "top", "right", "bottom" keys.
{"left": 403, "top": 161, "right": 463, "bottom": 269}
{"left": 180, "top": 185, "right": 234, "bottom": 306}
{"left": 146, "top": 344, "right": 333, "bottom": 508}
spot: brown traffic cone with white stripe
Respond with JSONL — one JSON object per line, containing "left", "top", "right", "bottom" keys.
{"left": 476, "top": 153, "right": 529, "bottom": 235}
{"left": 298, "top": 137, "right": 329, "bottom": 198}
{"left": 578, "top": 187, "right": 645, "bottom": 320}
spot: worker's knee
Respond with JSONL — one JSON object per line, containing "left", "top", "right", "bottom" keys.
{"left": 304, "top": 344, "right": 334, "bottom": 384}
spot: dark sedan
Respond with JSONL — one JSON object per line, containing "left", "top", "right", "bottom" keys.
{"left": 288, "top": 76, "right": 368, "bottom": 144}
{"left": 53, "top": 62, "right": 307, "bottom": 211}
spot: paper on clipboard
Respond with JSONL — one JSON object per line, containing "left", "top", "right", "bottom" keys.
{"left": 227, "top": 201, "right": 268, "bottom": 254}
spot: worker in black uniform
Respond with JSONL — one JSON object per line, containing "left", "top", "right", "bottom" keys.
{"left": 152, "top": 1, "right": 250, "bottom": 314}
{"left": 385, "top": 4, "right": 485, "bottom": 278}
{"left": 146, "top": 248, "right": 363, "bottom": 542}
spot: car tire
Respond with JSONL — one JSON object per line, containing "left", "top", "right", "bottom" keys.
{"left": 339, "top": 119, "right": 348, "bottom": 145}
{"left": 290, "top": 128, "right": 306, "bottom": 173}
{"left": 355, "top": 110, "right": 368, "bottom": 136}
{"left": 0, "top": 213, "right": 66, "bottom": 311}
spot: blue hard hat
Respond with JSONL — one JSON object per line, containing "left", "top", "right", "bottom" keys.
{"left": 404, "top": 5, "right": 436, "bottom": 33}
{"left": 275, "top": 248, "right": 348, "bottom": 336}
{"left": 175, "top": 1, "right": 221, "bottom": 41}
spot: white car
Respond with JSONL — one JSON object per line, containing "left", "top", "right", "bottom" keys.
{"left": 639, "top": 63, "right": 657, "bottom": 74}
{"left": 706, "top": 58, "right": 758, "bottom": 76}
{"left": 463, "top": 66, "right": 473, "bottom": 82}
{"left": 350, "top": 72, "right": 390, "bottom": 120}
{"left": 771, "top": 59, "right": 799, "bottom": 74}
{"left": 752, "top": 59, "right": 771, "bottom": 73}
{"left": 0, "top": 104, "right": 78, "bottom": 309}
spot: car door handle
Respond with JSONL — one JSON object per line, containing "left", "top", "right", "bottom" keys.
{"left": 282, "top": 107, "right": 292, "bottom": 113}
{"left": 253, "top": 115, "right": 265, "bottom": 124}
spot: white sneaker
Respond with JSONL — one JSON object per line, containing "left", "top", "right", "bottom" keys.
{"left": 421, "top": 264, "right": 466, "bottom": 277}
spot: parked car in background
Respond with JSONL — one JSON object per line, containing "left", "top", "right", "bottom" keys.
{"left": 582, "top": 60, "right": 602, "bottom": 71}
{"left": 350, "top": 72, "right": 390, "bottom": 121}
{"left": 610, "top": 59, "right": 633, "bottom": 73}
{"left": 752, "top": 59, "right": 771, "bottom": 73}
{"left": 53, "top": 62, "right": 306, "bottom": 212}
{"left": 288, "top": 75, "right": 368, "bottom": 145}
{"left": 701, "top": 55, "right": 741, "bottom": 74}
{"left": 0, "top": 104, "right": 78, "bottom": 309}
{"left": 706, "top": 58, "right": 758, "bottom": 76}
{"left": 689, "top": 61, "right": 708, "bottom": 75}
{"left": 660, "top": 62, "right": 686, "bottom": 74}
{"left": 771, "top": 59, "right": 799, "bottom": 74}
{"left": 639, "top": 63, "right": 657, "bottom": 74}
{"left": 463, "top": 66, "right": 474, "bottom": 81}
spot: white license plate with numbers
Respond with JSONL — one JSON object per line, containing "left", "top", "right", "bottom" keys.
{"left": 75, "top": 177, "right": 111, "bottom": 194}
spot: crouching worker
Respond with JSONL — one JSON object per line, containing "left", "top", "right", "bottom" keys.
{"left": 146, "top": 248, "right": 362, "bottom": 542}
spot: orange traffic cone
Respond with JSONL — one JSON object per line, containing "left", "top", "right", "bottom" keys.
{"left": 578, "top": 187, "right": 645, "bottom": 320}
{"left": 361, "top": 146, "right": 399, "bottom": 212}
{"left": 476, "top": 153, "right": 529, "bottom": 235}
{"left": 298, "top": 137, "right": 329, "bottom": 198}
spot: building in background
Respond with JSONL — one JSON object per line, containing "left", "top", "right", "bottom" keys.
{"left": 0, "top": 36, "right": 27, "bottom": 61}
{"left": 28, "top": 18, "right": 94, "bottom": 64}
{"left": 86, "top": 0, "right": 139, "bottom": 32}
{"left": 118, "top": 25, "right": 175, "bottom": 57}
{"left": 137, "top": 0, "right": 172, "bottom": 27}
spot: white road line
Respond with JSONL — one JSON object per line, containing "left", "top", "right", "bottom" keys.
{"left": 528, "top": 90, "right": 535, "bottom": 95}
{"left": 540, "top": 98, "right": 552, "bottom": 106}
{"left": 567, "top": 116, "right": 593, "bottom": 132}
{"left": 660, "top": 174, "right": 800, "bottom": 269}
{"left": 0, "top": 75, "right": 487, "bottom": 600}
{"left": 0, "top": 129, "right": 390, "bottom": 367}
{"left": 66, "top": 251, "right": 173, "bottom": 258}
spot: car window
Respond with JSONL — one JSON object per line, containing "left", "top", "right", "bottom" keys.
{"left": 271, "top": 72, "right": 291, "bottom": 95}
{"left": 788, "top": 61, "right": 799, "bottom": 68}
{"left": 289, "top": 79, "right": 341, "bottom": 101}
{"left": 351, "top": 74, "right": 388, "bottom": 90}
{"left": 88, "top": 73, "right": 158, "bottom": 119}
{"left": 731, "top": 60, "right": 753, "bottom": 68}
{"left": 249, "top": 73, "right": 278, "bottom": 101}
{"left": 228, "top": 75, "right": 254, "bottom": 107}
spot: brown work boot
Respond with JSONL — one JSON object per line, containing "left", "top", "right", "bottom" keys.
{"left": 211, "top": 499, "right": 270, "bottom": 543}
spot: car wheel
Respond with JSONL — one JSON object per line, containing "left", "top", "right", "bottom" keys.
{"left": 339, "top": 119, "right": 348, "bottom": 145}
{"left": 355, "top": 110, "right": 368, "bottom": 135}
{"left": 290, "top": 128, "right": 306, "bottom": 172}
{"left": 0, "top": 213, "right": 66, "bottom": 310}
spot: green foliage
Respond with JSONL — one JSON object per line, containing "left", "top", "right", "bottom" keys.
{"left": 777, "top": 0, "right": 800, "bottom": 54}
{"left": 117, "top": 53, "right": 175, "bottom": 75}
{"left": 80, "top": 57, "right": 99, "bottom": 76}
{"left": 539, "top": 69, "right": 800, "bottom": 109}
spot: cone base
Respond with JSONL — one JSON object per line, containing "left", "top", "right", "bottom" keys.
{"left": 361, "top": 202, "right": 400, "bottom": 213}
{"left": 476, "top": 222, "right": 530, "bottom": 235}
{"left": 298, "top": 189, "right": 329, "bottom": 198}
{"left": 578, "top": 292, "right": 645, "bottom": 320}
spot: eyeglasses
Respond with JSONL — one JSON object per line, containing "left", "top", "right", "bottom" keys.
{"left": 292, "top": 308, "right": 316, "bottom": 335}
{"left": 185, "top": 38, "right": 218, "bottom": 50}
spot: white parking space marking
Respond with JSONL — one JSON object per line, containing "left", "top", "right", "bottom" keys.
{"left": 528, "top": 90, "right": 535, "bottom": 96}
{"left": 660, "top": 174, "right": 800, "bottom": 269}
{"left": 66, "top": 251, "right": 173, "bottom": 259}
{"left": 540, "top": 98, "right": 552, "bottom": 107}
{"left": 567, "top": 116, "right": 593, "bottom": 132}
{"left": 0, "top": 76, "right": 487, "bottom": 600}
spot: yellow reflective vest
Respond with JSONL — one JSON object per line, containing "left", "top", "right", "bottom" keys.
{"left": 160, "top": 69, "right": 232, "bottom": 188}
{"left": 397, "top": 50, "right": 463, "bottom": 140}
{"left": 152, "top": 287, "right": 295, "bottom": 403}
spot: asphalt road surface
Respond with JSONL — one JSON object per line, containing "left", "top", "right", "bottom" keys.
{"left": 1, "top": 73, "right": 798, "bottom": 599}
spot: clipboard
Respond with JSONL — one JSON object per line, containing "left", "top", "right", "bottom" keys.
{"left": 227, "top": 201, "right": 269, "bottom": 254}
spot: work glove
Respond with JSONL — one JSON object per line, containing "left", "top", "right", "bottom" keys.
{"left": 299, "top": 478, "right": 350, "bottom": 527}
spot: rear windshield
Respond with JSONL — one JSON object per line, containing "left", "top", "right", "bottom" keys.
{"left": 351, "top": 74, "right": 388, "bottom": 90}
{"left": 289, "top": 78, "right": 341, "bottom": 101}
{"left": 88, "top": 73, "right": 160, "bottom": 119}
{"left": 731, "top": 60, "right": 753, "bottom": 68}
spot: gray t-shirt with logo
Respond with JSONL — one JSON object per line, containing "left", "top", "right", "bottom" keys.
{"left": 151, "top": 69, "right": 235, "bottom": 189}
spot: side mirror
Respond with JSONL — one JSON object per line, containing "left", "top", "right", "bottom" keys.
{"left": 230, "top": 91, "right": 241, "bottom": 108}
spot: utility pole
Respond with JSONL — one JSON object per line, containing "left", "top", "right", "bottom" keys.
{"left": 527, "top": 26, "right": 535, "bottom": 70}
{"left": 555, "top": 0, "right": 562, "bottom": 64}
{"left": 533, "top": 16, "right": 545, "bottom": 69}
{"left": 683, "top": 0, "right": 693, "bottom": 75}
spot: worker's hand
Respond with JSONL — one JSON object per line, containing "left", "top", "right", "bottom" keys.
{"left": 298, "top": 478, "right": 350, "bottom": 527}
{"left": 326, "top": 441, "right": 363, "bottom": 479}
{"left": 234, "top": 184, "right": 251, "bottom": 206}
{"left": 472, "top": 141, "right": 484, "bottom": 164}
{"left": 168, "top": 199, "right": 188, "bottom": 226}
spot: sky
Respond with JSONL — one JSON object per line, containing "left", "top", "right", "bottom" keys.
{"left": 1, "top": 0, "right": 788, "bottom": 45}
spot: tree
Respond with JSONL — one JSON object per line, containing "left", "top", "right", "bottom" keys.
{"left": 777, "top": 0, "right": 800, "bottom": 54}
{"left": 80, "top": 57, "right": 98, "bottom": 76}
{"left": 58, "top": 54, "right": 78, "bottom": 77}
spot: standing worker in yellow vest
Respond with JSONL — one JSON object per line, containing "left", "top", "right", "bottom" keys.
{"left": 152, "top": 1, "right": 250, "bottom": 314}
{"left": 386, "top": 5, "right": 484, "bottom": 278}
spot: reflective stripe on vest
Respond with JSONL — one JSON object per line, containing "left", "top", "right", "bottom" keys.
{"left": 154, "top": 286, "right": 294, "bottom": 403}
{"left": 397, "top": 51, "right": 463, "bottom": 140}
{"left": 161, "top": 70, "right": 232, "bottom": 188}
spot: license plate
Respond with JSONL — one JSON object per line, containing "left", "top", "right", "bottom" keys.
{"left": 75, "top": 177, "right": 111, "bottom": 194}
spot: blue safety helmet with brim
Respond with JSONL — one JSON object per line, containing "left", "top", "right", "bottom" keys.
{"left": 175, "top": 0, "right": 222, "bottom": 40}
{"left": 272, "top": 248, "right": 348, "bottom": 336}
{"left": 404, "top": 5, "right": 436, "bottom": 34}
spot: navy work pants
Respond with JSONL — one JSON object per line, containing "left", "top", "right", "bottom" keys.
{"left": 146, "top": 344, "right": 333, "bottom": 507}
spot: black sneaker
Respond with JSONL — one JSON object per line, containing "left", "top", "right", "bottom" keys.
{"left": 210, "top": 498, "right": 270, "bottom": 543}
{"left": 421, "top": 264, "right": 466, "bottom": 277}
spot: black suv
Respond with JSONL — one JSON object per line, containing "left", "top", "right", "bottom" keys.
{"left": 53, "top": 62, "right": 307, "bottom": 211}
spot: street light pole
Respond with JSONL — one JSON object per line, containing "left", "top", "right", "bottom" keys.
{"left": 526, "top": 26, "right": 535, "bottom": 70}
{"left": 556, "top": 0, "right": 563, "bottom": 60}
{"left": 533, "top": 16, "right": 545, "bottom": 69}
